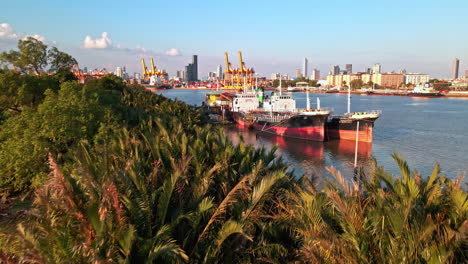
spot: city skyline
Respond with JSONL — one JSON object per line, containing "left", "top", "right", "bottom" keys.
{"left": 1, "top": 0, "right": 468, "bottom": 78}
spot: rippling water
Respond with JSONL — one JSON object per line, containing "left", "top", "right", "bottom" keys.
{"left": 156, "top": 89, "right": 468, "bottom": 183}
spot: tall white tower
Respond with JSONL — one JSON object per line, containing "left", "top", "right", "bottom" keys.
{"left": 303, "top": 57, "right": 308, "bottom": 77}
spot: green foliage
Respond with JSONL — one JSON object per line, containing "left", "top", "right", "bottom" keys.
{"left": 0, "top": 37, "right": 76, "bottom": 75}
{"left": 281, "top": 156, "right": 468, "bottom": 264}
{"left": 350, "top": 79, "right": 364, "bottom": 89}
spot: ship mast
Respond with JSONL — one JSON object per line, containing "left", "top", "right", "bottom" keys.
{"left": 347, "top": 84, "right": 351, "bottom": 114}
{"left": 306, "top": 87, "right": 310, "bottom": 110}
{"left": 317, "top": 97, "right": 321, "bottom": 109}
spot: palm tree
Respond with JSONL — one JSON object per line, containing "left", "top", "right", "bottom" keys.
{"left": 284, "top": 154, "right": 467, "bottom": 263}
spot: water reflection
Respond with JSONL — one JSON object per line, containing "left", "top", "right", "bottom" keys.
{"left": 224, "top": 125, "right": 373, "bottom": 178}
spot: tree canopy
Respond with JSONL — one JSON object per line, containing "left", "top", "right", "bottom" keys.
{"left": 0, "top": 37, "right": 77, "bottom": 75}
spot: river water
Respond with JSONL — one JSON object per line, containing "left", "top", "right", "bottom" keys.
{"left": 156, "top": 89, "right": 468, "bottom": 183}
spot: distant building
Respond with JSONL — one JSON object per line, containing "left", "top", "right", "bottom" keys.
{"left": 452, "top": 58, "right": 459, "bottom": 79}
{"left": 332, "top": 65, "right": 340, "bottom": 75}
{"left": 216, "top": 65, "right": 223, "bottom": 80}
{"left": 346, "top": 64, "right": 352, "bottom": 74}
{"left": 83, "top": 67, "right": 88, "bottom": 74}
{"left": 271, "top": 73, "right": 281, "bottom": 80}
{"left": 404, "top": 74, "right": 430, "bottom": 85}
{"left": 372, "top": 63, "right": 381, "bottom": 74}
{"left": 465, "top": 70, "right": 468, "bottom": 79}
{"left": 115, "top": 67, "right": 123, "bottom": 78}
{"left": 134, "top": 72, "right": 140, "bottom": 80}
{"left": 366, "top": 68, "right": 372, "bottom": 74}
{"left": 303, "top": 58, "right": 308, "bottom": 77}
{"left": 380, "top": 73, "right": 404, "bottom": 88}
{"left": 183, "top": 55, "right": 198, "bottom": 82}
{"left": 311, "top": 69, "right": 320, "bottom": 80}
{"left": 295, "top": 68, "right": 302, "bottom": 78}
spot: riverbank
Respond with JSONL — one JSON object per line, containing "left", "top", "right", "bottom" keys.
{"left": 157, "top": 87, "right": 468, "bottom": 98}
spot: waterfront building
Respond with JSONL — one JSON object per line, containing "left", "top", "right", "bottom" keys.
{"left": 303, "top": 58, "right": 308, "bottom": 77}
{"left": 372, "top": 63, "right": 381, "bottom": 74}
{"left": 346, "top": 64, "right": 352, "bottom": 74}
{"left": 216, "top": 65, "right": 223, "bottom": 80}
{"left": 380, "top": 73, "right": 404, "bottom": 88}
{"left": 332, "top": 65, "right": 340, "bottom": 75}
{"left": 134, "top": 73, "right": 140, "bottom": 80}
{"left": 452, "top": 58, "right": 459, "bottom": 79}
{"left": 404, "top": 74, "right": 430, "bottom": 85}
{"left": 311, "top": 69, "right": 320, "bottom": 80}
{"left": 295, "top": 69, "right": 302, "bottom": 78}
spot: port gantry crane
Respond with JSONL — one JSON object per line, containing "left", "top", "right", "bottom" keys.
{"left": 223, "top": 51, "right": 255, "bottom": 89}
{"left": 140, "top": 58, "right": 168, "bottom": 80}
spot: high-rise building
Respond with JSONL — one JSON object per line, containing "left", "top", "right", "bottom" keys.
{"left": 83, "top": 67, "right": 88, "bottom": 74}
{"left": 452, "top": 58, "right": 459, "bottom": 79}
{"left": 216, "top": 65, "right": 223, "bottom": 80}
{"left": 346, "top": 64, "right": 352, "bottom": 74}
{"left": 192, "top": 55, "right": 198, "bottom": 81}
{"left": 366, "top": 68, "right": 372, "bottom": 74}
{"left": 295, "top": 69, "right": 302, "bottom": 78}
{"left": 303, "top": 58, "right": 308, "bottom": 77}
{"left": 115, "top": 66, "right": 123, "bottom": 78}
{"left": 332, "top": 65, "right": 340, "bottom": 75}
{"left": 183, "top": 55, "right": 199, "bottom": 82}
{"left": 372, "top": 63, "right": 381, "bottom": 74}
{"left": 311, "top": 69, "right": 320, "bottom": 80}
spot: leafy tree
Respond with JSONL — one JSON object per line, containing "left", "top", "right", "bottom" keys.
{"left": 350, "top": 79, "right": 364, "bottom": 89}
{"left": 0, "top": 37, "right": 76, "bottom": 75}
{"left": 48, "top": 47, "right": 77, "bottom": 73}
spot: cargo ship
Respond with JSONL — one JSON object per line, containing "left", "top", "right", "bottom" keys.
{"left": 326, "top": 87, "right": 381, "bottom": 142}
{"left": 231, "top": 80, "right": 331, "bottom": 141}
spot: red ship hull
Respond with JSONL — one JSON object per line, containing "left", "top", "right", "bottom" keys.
{"left": 253, "top": 124, "right": 325, "bottom": 142}
{"left": 326, "top": 127, "right": 373, "bottom": 143}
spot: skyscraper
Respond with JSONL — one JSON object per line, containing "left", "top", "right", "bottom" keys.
{"left": 332, "top": 65, "right": 340, "bottom": 75}
{"left": 303, "top": 58, "right": 308, "bottom": 77}
{"left": 346, "top": 64, "right": 352, "bottom": 74}
{"left": 192, "top": 55, "right": 198, "bottom": 81}
{"left": 216, "top": 65, "right": 223, "bottom": 80}
{"left": 452, "top": 58, "right": 459, "bottom": 79}
{"left": 311, "top": 69, "right": 320, "bottom": 80}
{"left": 115, "top": 66, "right": 123, "bottom": 78}
{"left": 183, "top": 55, "right": 199, "bottom": 82}
{"left": 372, "top": 63, "right": 381, "bottom": 74}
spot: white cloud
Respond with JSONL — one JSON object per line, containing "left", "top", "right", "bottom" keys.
{"left": 83, "top": 32, "right": 112, "bottom": 49}
{"left": 0, "top": 23, "right": 18, "bottom": 39}
{"left": 22, "top": 34, "right": 46, "bottom": 42}
{"left": 165, "top": 48, "right": 180, "bottom": 56}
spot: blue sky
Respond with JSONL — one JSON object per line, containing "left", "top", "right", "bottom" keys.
{"left": 1, "top": 0, "right": 467, "bottom": 78}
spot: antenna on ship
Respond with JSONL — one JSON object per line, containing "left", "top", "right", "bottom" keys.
{"left": 317, "top": 97, "right": 321, "bottom": 110}
{"left": 306, "top": 87, "right": 311, "bottom": 110}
